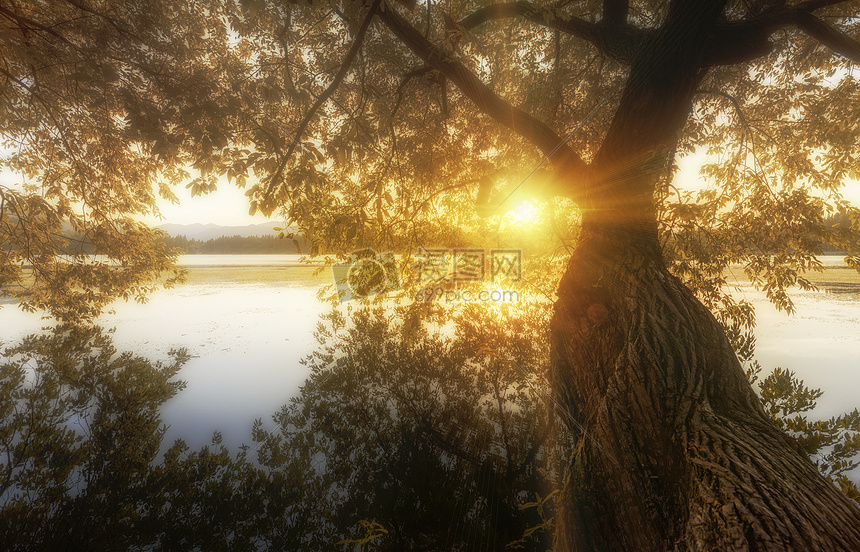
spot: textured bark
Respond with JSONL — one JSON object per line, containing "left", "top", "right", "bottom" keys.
{"left": 550, "top": 221, "right": 860, "bottom": 550}
{"left": 545, "top": 2, "right": 860, "bottom": 546}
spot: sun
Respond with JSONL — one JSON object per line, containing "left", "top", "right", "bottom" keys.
{"left": 506, "top": 199, "right": 539, "bottom": 225}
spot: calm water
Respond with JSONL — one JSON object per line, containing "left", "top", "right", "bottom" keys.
{"left": 723, "top": 257, "right": 860, "bottom": 421}
{"left": 1, "top": 255, "right": 859, "bottom": 459}
{"left": 1, "top": 255, "right": 331, "bottom": 450}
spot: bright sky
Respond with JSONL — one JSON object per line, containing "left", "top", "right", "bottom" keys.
{"left": 143, "top": 176, "right": 273, "bottom": 226}
{"left": 2, "top": 154, "right": 858, "bottom": 226}
{"left": 143, "top": 154, "right": 859, "bottom": 225}
{"left": 0, "top": 166, "right": 273, "bottom": 226}
{"left": 673, "top": 153, "right": 860, "bottom": 205}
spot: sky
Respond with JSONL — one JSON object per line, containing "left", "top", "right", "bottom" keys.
{"left": 142, "top": 175, "right": 274, "bottom": 226}
{"left": 0, "top": 167, "right": 275, "bottom": 227}
{"left": 3, "top": 154, "right": 859, "bottom": 226}
{"left": 140, "top": 154, "right": 860, "bottom": 226}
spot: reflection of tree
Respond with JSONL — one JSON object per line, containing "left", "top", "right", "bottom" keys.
{"left": 0, "top": 308, "right": 568, "bottom": 550}
{"left": 256, "top": 300, "right": 572, "bottom": 550}
{"left": 1, "top": 327, "right": 182, "bottom": 548}
{"left": 0, "top": 327, "right": 307, "bottom": 550}
{"left": 259, "top": 298, "right": 860, "bottom": 549}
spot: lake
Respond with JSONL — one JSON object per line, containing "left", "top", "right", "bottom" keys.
{"left": 1, "top": 254, "right": 859, "bottom": 474}
{"left": 1, "top": 255, "right": 330, "bottom": 451}
{"left": 727, "top": 257, "right": 860, "bottom": 420}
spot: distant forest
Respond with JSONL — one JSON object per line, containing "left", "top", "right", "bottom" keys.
{"left": 51, "top": 215, "right": 853, "bottom": 255}
{"left": 821, "top": 212, "right": 858, "bottom": 254}
{"left": 159, "top": 234, "right": 304, "bottom": 254}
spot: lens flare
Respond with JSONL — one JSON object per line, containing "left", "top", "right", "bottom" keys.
{"left": 508, "top": 200, "right": 539, "bottom": 224}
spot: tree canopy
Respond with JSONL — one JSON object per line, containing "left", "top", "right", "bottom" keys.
{"left": 2, "top": 0, "right": 859, "bottom": 321}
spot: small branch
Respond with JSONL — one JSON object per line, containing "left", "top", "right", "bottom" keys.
{"left": 61, "top": 0, "right": 142, "bottom": 42}
{"left": 391, "top": 65, "right": 435, "bottom": 118}
{"left": 417, "top": 419, "right": 482, "bottom": 467}
{"left": 695, "top": 89, "right": 748, "bottom": 127}
{"left": 0, "top": 6, "right": 74, "bottom": 45}
{"left": 263, "top": 0, "right": 383, "bottom": 199}
{"left": 512, "top": 416, "right": 549, "bottom": 479}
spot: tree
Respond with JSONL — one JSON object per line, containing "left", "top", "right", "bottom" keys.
{"left": 0, "top": 0, "right": 245, "bottom": 321}
{"left": 3, "top": 0, "right": 860, "bottom": 549}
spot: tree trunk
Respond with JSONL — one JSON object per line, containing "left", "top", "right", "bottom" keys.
{"left": 550, "top": 215, "right": 860, "bottom": 550}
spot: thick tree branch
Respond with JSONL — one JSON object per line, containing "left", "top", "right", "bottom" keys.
{"left": 457, "top": 1, "right": 858, "bottom": 68}
{"left": 602, "top": 0, "right": 628, "bottom": 26}
{"left": 706, "top": 2, "right": 860, "bottom": 65}
{"left": 264, "top": 0, "right": 382, "bottom": 199}
{"left": 377, "top": 5, "right": 589, "bottom": 194}
{"left": 459, "top": 2, "right": 599, "bottom": 44}
{"left": 705, "top": 20, "right": 776, "bottom": 65}
{"left": 457, "top": 2, "right": 641, "bottom": 63}
{"left": 585, "top": 0, "right": 728, "bottom": 221}
{"left": 795, "top": 0, "right": 856, "bottom": 11}
{"left": 794, "top": 11, "right": 860, "bottom": 63}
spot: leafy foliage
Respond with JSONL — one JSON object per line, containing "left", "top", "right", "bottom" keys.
{"left": 3, "top": 0, "right": 860, "bottom": 325}
{"left": 0, "top": 1, "right": 235, "bottom": 320}
{"left": 748, "top": 364, "right": 860, "bottom": 502}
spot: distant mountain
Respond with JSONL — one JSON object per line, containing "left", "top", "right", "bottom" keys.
{"left": 156, "top": 222, "right": 292, "bottom": 241}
